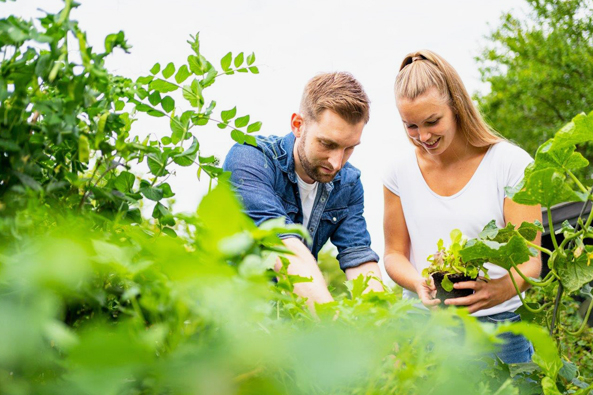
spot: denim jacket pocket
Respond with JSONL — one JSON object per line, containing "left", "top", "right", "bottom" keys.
{"left": 321, "top": 208, "right": 348, "bottom": 225}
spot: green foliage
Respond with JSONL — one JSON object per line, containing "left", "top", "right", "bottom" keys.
{"left": 475, "top": 0, "right": 593, "bottom": 173}
{"left": 452, "top": 111, "right": 593, "bottom": 393}
{"left": 0, "top": 2, "right": 578, "bottom": 394}
{"left": 423, "top": 229, "right": 490, "bottom": 291}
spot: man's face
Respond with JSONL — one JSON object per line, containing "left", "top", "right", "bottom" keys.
{"left": 292, "top": 110, "right": 364, "bottom": 184}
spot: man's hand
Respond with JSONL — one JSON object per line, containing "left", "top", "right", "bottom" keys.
{"left": 276, "top": 238, "right": 334, "bottom": 310}
{"left": 345, "top": 261, "right": 384, "bottom": 293}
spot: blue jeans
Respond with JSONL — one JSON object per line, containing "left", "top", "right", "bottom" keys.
{"left": 478, "top": 311, "right": 534, "bottom": 364}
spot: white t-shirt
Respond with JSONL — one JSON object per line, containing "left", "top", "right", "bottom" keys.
{"left": 296, "top": 173, "right": 319, "bottom": 228}
{"left": 383, "top": 141, "right": 533, "bottom": 317}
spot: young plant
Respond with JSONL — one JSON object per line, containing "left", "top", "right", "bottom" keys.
{"left": 423, "top": 229, "right": 489, "bottom": 300}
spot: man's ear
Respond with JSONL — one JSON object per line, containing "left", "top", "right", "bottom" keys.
{"left": 291, "top": 113, "right": 305, "bottom": 138}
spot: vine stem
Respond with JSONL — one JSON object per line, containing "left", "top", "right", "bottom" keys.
{"left": 567, "top": 170, "right": 589, "bottom": 195}
{"left": 508, "top": 272, "right": 549, "bottom": 313}
{"left": 550, "top": 283, "right": 564, "bottom": 338}
{"left": 510, "top": 262, "right": 557, "bottom": 287}
{"left": 547, "top": 208, "right": 559, "bottom": 250}
{"left": 566, "top": 296, "right": 593, "bottom": 336}
{"left": 525, "top": 240, "right": 552, "bottom": 256}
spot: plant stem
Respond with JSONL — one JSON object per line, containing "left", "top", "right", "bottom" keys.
{"left": 567, "top": 170, "right": 589, "bottom": 195}
{"left": 508, "top": 272, "right": 548, "bottom": 313}
{"left": 550, "top": 283, "right": 564, "bottom": 337}
{"left": 510, "top": 263, "right": 557, "bottom": 287}
{"left": 525, "top": 240, "right": 552, "bottom": 256}
{"left": 566, "top": 296, "right": 593, "bottom": 336}
{"left": 559, "top": 229, "right": 584, "bottom": 250}
{"left": 547, "top": 208, "right": 559, "bottom": 250}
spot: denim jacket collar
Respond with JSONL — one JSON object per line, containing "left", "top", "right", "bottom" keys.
{"left": 278, "top": 133, "right": 341, "bottom": 184}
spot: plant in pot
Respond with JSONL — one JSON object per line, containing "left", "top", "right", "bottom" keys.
{"left": 423, "top": 229, "right": 489, "bottom": 301}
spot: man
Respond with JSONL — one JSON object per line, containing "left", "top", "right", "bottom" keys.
{"left": 223, "top": 72, "right": 383, "bottom": 308}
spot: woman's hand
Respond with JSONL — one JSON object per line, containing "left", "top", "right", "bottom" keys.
{"left": 444, "top": 275, "right": 516, "bottom": 314}
{"left": 415, "top": 277, "right": 441, "bottom": 309}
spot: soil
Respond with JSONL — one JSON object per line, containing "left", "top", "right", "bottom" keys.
{"left": 432, "top": 272, "right": 476, "bottom": 301}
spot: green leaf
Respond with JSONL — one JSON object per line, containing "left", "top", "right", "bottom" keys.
{"left": 140, "top": 180, "right": 164, "bottom": 201}
{"left": 78, "top": 134, "right": 90, "bottom": 163}
{"left": 234, "top": 52, "right": 244, "bottom": 68}
{"left": 150, "top": 63, "right": 160, "bottom": 75}
{"left": 441, "top": 274, "right": 454, "bottom": 292}
{"left": 221, "top": 107, "right": 237, "bottom": 122}
{"left": 202, "top": 66, "right": 217, "bottom": 88}
{"left": 244, "top": 134, "right": 257, "bottom": 147}
{"left": 553, "top": 111, "right": 593, "bottom": 150}
{"left": 148, "top": 109, "right": 165, "bottom": 118}
{"left": 149, "top": 79, "right": 178, "bottom": 93}
{"left": 115, "top": 100, "right": 125, "bottom": 111}
{"left": 147, "top": 153, "right": 168, "bottom": 177}
{"left": 175, "top": 65, "right": 191, "bottom": 84}
{"left": 182, "top": 79, "right": 203, "bottom": 108}
{"left": 173, "top": 137, "right": 199, "bottom": 167}
{"left": 161, "top": 136, "right": 172, "bottom": 145}
{"left": 556, "top": 247, "right": 593, "bottom": 294}
{"left": 187, "top": 54, "right": 208, "bottom": 75}
{"left": 162, "top": 227, "right": 177, "bottom": 238}
{"left": 136, "top": 75, "right": 153, "bottom": 85}
{"left": 248, "top": 66, "right": 259, "bottom": 74}
{"left": 508, "top": 168, "right": 587, "bottom": 207}
{"left": 170, "top": 116, "right": 187, "bottom": 144}
{"left": 221, "top": 52, "right": 232, "bottom": 71}
{"left": 247, "top": 52, "right": 256, "bottom": 66}
{"left": 234, "top": 115, "right": 250, "bottom": 128}
{"left": 517, "top": 220, "right": 544, "bottom": 241}
{"left": 460, "top": 235, "right": 534, "bottom": 271}
{"left": 114, "top": 171, "right": 135, "bottom": 193}
{"left": 231, "top": 129, "right": 246, "bottom": 144}
{"left": 247, "top": 121, "right": 262, "bottom": 133}
{"left": 161, "top": 96, "right": 175, "bottom": 113}
{"left": 162, "top": 62, "right": 175, "bottom": 79}
{"left": 148, "top": 91, "right": 161, "bottom": 106}
{"left": 158, "top": 183, "right": 175, "bottom": 198}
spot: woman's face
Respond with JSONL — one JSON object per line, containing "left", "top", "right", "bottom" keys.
{"left": 396, "top": 87, "right": 460, "bottom": 156}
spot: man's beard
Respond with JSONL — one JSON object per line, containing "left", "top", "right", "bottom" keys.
{"left": 296, "top": 136, "right": 337, "bottom": 183}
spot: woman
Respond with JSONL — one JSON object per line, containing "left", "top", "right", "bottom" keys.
{"left": 383, "top": 50, "right": 542, "bottom": 363}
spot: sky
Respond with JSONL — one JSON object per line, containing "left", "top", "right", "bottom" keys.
{"left": 3, "top": 0, "right": 527, "bottom": 272}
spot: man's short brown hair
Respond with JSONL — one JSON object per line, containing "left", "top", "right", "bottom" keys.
{"left": 300, "top": 72, "right": 370, "bottom": 125}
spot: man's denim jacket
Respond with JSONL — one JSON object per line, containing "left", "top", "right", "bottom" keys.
{"left": 222, "top": 133, "right": 379, "bottom": 271}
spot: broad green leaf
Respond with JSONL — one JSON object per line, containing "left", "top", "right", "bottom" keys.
{"left": 534, "top": 139, "right": 589, "bottom": 173}
{"left": 244, "top": 134, "right": 257, "bottom": 147}
{"left": 247, "top": 121, "right": 262, "bottom": 133}
{"left": 148, "top": 91, "right": 161, "bottom": 106}
{"left": 517, "top": 220, "right": 544, "bottom": 241}
{"left": 161, "top": 136, "right": 172, "bottom": 145}
{"left": 140, "top": 180, "right": 164, "bottom": 201}
{"left": 247, "top": 52, "right": 256, "bottom": 65}
{"left": 162, "top": 62, "right": 175, "bottom": 79}
{"left": 149, "top": 79, "right": 178, "bottom": 93}
{"left": 234, "top": 115, "right": 250, "bottom": 128}
{"left": 147, "top": 153, "right": 168, "bottom": 177}
{"left": 231, "top": 129, "right": 246, "bottom": 144}
{"left": 218, "top": 232, "right": 254, "bottom": 257}
{"left": 509, "top": 168, "right": 587, "bottom": 207}
{"left": 552, "top": 111, "right": 593, "bottom": 150}
{"left": 249, "top": 66, "right": 259, "bottom": 74}
{"left": 150, "top": 63, "right": 160, "bottom": 75}
{"left": 158, "top": 182, "right": 175, "bottom": 198}
{"left": 170, "top": 116, "right": 186, "bottom": 144}
{"left": 114, "top": 171, "right": 135, "bottom": 193}
{"left": 221, "top": 107, "right": 237, "bottom": 122}
{"left": 441, "top": 274, "right": 453, "bottom": 292}
{"left": 175, "top": 64, "right": 191, "bottom": 83}
{"left": 555, "top": 247, "right": 593, "bottom": 294}
{"left": 161, "top": 96, "right": 175, "bottom": 113}
{"left": 234, "top": 52, "right": 244, "bottom": 68}
{"left": 148, "top": 109, "right": 165, "bottom": 118}
{"left": 221, "top": 52, "right": 232, "bottom": 71}
{"left": 188, "top": 54, "right": 208, "bottom": 75}
{"left": 115, "top": 100, "right": 125, "bottom": 111}
{"left": 173, "top": 137, "right": 199, "bottom": 167}
{"left": 201, "top": 66, "right": 217, "bottom": 88}
{"left": 460, "top": 235, "right": 534, "bottom": 270}
{"left": 346, "top": 274, "right": 371, "bottom": 299}
{"left": 136, "top": 75, "right": 153, "bottom": 85}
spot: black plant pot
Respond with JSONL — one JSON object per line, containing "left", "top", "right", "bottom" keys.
{"left": 432, "top": 272, "right": 476, "bottom": 301}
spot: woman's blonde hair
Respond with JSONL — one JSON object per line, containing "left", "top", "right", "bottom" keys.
{"left": 395, "top": 50, "right": 502, "bottom": 147}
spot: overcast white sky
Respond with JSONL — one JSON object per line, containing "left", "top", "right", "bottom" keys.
{"left": 4, "top": 0, "right": 526, "bottom": 267}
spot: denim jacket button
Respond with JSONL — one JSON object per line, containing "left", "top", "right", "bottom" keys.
{"left": 321, "top": 197, "right": 326, "bottom": 202}
{"left": 309, "top": 227, "right": 314, "bottom": 233}
{"left": 332, "top": 217, "right": 337, "bottom": 222}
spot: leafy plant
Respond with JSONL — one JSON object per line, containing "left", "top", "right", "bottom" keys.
{"left": 423, "top": 229, "right": 489, "bottom": 294}
{"left": 454, "top": 111, "right": 593, "bottom": 393}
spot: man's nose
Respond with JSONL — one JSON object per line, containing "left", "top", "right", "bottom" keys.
{"left": 328, "top": 150, "right": 345, "bottom": 171}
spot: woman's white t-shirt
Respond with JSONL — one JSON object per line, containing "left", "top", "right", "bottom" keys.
{"left": 383, "top": 141, "right": 533, "bottom": 317}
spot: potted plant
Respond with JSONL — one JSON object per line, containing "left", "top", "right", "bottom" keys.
{"left": 423, "top": 229, "right": 489, "bottom": 301}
